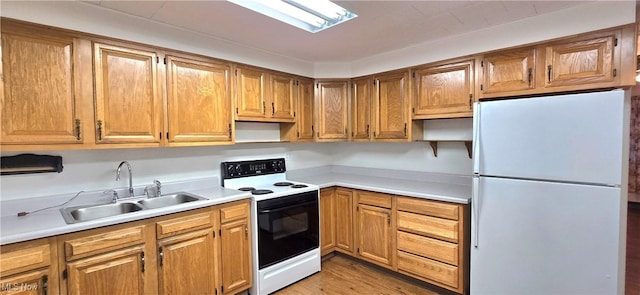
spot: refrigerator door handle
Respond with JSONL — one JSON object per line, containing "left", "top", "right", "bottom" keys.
{"left": 472, "top": 102, "right": 481, "bottom": 173}
{"left": 472, "top": 175, "right": 480, "bottom": 248}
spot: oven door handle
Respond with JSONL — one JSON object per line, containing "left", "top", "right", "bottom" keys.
{"left": 258, "top": 201, "right": 315, "bottom": 214}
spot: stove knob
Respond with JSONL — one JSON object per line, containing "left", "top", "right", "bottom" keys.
{"left": 235, "top": 164, "right": 243, "bottom": 174}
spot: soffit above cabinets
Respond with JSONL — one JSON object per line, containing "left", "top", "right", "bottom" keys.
{"left": 83, "top": 1, "right": 592, "bottom": 63}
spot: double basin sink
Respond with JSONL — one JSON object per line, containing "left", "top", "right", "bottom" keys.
{"left": 60, "top": 192, "right": 206, "bottom": 224}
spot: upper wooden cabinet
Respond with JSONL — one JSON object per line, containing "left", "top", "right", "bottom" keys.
{"left": 165, "top": 55, "right": 233, "bottom": 145}
{"left": 373, "top": 70, "right": 411, "bottom": 141}
{"left": 235, "top": 66, "right": 295, "bottom": 123}
{"left": 296, "top": 78, "right": 315, "bottom": 141}
{"left": 351, "top": 77, "right": 373, "bottom": 141}
{"left": 481, "top": 48, "right": 536, "bottom": 94}
{"left": 315, "top": 80, "right": 349, "bottom": 141}
{"left": 93, "top": 42, "right": 162, "bottom": 145}
{"left": 412, "top": 59, "right": 474, "bottom": 119}
{"left": 480, "top": 25, "right": 636, "bottom": 99}
{"left": 1, "top": 24, "right": 87, "bottom": 147}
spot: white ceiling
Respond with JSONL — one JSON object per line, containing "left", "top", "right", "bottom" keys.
{"left": 85, "top": 1, "right": 593, "bottom": 63}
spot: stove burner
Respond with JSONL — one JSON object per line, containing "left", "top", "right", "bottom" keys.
{"left": 274, "top": 182, "right": 294, "bottom": 186}
{"left": 291, "top": 184, "right": 308, "bottom": 188}
{"left": 252, "top": 189, "right": 274, "bottom": 195}
{"left": 238, "top": 187, "right": 256, "bottom": 191}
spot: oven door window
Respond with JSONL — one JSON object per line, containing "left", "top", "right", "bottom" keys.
{"left": 257, "top": 191, "right": 319, "bottom": 269}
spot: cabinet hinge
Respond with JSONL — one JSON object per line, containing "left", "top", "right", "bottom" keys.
{"left": 357, "top": 248, "right": 360, "bottom": 253}
{"left": 42, "top": 275, "right": 48, "bottom": 295}
{"left": 156, "top": 56, "right": 159, "bottom": 63}
{"left": 160, "top": 132, "right": 162, "bottom": 140}
{"left": 412, "top": 72, "right": 415, "bottom": 78}
{"left": 412, "top": 107, "right": 415, "bottom": 114}
{"left": 297, "top": 131, "right": 300, "bottom": 138}
{"left": 481, "top": 60, "right": 484, "bottom": 67}
{"left": 480, "top": 84, "right": 483, "bottom": 91}
{"left": 221, "top": 286, "right": 224, "bottom": 293}
{"left": 219, "top": 229, "right": 222, "bottom": 236}
{"left": 316, "top": 83, "right": 319, "bottom": 89}
{"left": 614, "top": 38, "right": 618, "bottom": 47}
{"left": 166, "top": 132, "right": 169, "bottom": 139}
{"left": 163, "top": 57, "right": 167, "bottom": 64}
{"left": 235, "top": 69, "right": 238, "bottom": 76}
{"left": 215, "top": 288, "right": 218, "bottom": 295}
{"left": 613, "top": 68, "right": 617, "bottom": 77}
{"left": 159, "top": 247, "right": 164, "bottom": 266}
{"left": 62, "top": 269, "right": 68, "bottom": 280}
{"left": 294, "top": 111, "right": 296, "bottom": 117}
{"left": 213, "top": 231, "right": 216, "bottom": 238}
{"left": 140, "top": 252, "right": 145, "bottom": 272}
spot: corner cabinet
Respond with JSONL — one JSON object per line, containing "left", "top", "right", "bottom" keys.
{"left": 351, "top": 77, "right": 373, "bottom": 141}
{"left": 165, "top": 55, "right": 233, "bottom": 145}
{"left": 1, "top": 22, "right": 88, "bottom": 148}
{"left": 373, "top": 70, "right": 412, "bottom": 141}
{"left": 412, "top": 59, "right": 474, "bottom": 119}
{"left": 315, "top": 80, "right": 349, "bottom": 141}
{"left": 93, "top": 42, "right": 163, "bottom": 145}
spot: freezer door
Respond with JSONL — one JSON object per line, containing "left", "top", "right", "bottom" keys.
{"left": 474, "top": 90, "right": 627, "bottom": 185}
{"left": 470, "top": 177, "right": 625, "bottom": 295}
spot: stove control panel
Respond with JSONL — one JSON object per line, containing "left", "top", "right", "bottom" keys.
{"left": 221, "top": 158, "right": 286, "bottom": 179}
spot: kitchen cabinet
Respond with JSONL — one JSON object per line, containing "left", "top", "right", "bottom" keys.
{"left": 61, "top": 224, "right": 153, "bottom": 295}
{"left": 156, "top": 212, "right": 218, "bottom": 295}
{"left": 270, "top": 73, "right": 296, "bottom": 122}
{"left": 351, "top": 77, "right": 373, "bottom": 141}
{"left": 93, "top": 42, "right": 163, "bottom": 145}
{"left": 295, "top": 78, "right": 315, "bottom": 142}
{"left": 219, "top": 201, "right": 252, "bottom": 295}
{"left": 0, "top": 238, "right": 59, "bottom": 295}
{"left": 1, "top": 22, "right": 88, "bottom": 148}
{"left": 235, "top": 66, "right": 295, "bottom": 123}
{"left": 320, "top": 188, "right": 337, "bottom": 256}
{"left": 334, "top": 188, "right": 355, "bottom": 255}
{"left": 373, "top": 70, "right": 411, "bottom": 141}
{"left": 481, "top": 48, "right": 536, "bottom": 95}
{"left": 315, "top": 80, "right": 349, "bottom": 141}
{"left": 356, "top": 191, "right": 394, "bottom": 268}
{"left": 165, "top": 55, "right": 233, "bottom": 145}
{"left": 412, "top": 59, "right": 474, "bottom": 119}
{"left": 396, "top": 197, "right": 468, "bottom": 294}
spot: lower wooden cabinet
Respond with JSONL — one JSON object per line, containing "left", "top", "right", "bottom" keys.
{"left": 321, "top": 187, "right": 469, "bottom": 294}
{"left": 0, "top": 199, "right": 253, "bottom": 295}
{"left": 0, "top": 238, "right": 59, "bottom": 295}
{"left": 320, "top": 188, "right": 336, "bottom": 256}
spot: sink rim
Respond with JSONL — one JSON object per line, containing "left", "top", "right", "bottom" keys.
{"left": 60, "top": 191, "right": 208, "bottom": 224}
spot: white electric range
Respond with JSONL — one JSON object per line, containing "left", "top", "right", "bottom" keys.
{"left": 221, "top": 158, "right": 320, "bottom": 295}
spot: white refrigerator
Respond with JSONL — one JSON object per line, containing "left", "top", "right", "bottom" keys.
{"left": 471, "top": 90, "right": 629, "bottom": 294}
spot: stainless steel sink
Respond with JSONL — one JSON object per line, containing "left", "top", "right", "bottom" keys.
{"left": 138, "top": 192, "right": 206, "bottom": 209}
{"left": 61, "top": 202, "right": 143, "bottom": 224}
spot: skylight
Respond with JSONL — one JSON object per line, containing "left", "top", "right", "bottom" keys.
{"left": 228, "top": 0, "right": 357, "bottom": 33}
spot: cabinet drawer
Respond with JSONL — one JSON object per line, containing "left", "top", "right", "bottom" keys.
{"left": 396, "top": 197, "right": 459, "bottom": 220}
{"left": 398, "top": 251, "right": 459, "bottom": 289}
{"left": 65, "top": 225, "right": 146, "bottom": 261}
{"left": 220, "top": 201, "right": 249, "bottom": 223}
{"left": 357, "top": 191, "right": 391, "bottom": 208}
{"left": 0, "top": 240, "right": 51, "bottom": 276}
{"left": 397, "top": 211, "right": 458, "bottom": 243}
{"left": 156, "top": 212, "right": 213, "bottom": 239}
{"left": 397, "top": 231, "right": 458, "bottom": 266}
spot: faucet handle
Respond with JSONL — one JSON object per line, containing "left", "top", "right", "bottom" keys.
{"left": 103, "top": 190, "right": 119, "bottom": 203}
{"left": 153, "top": 180, "right": 162, "bottom": 197}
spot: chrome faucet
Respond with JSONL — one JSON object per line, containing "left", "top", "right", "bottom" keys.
{"left": 116, "top": 161, "right": 134, "bottom": 198}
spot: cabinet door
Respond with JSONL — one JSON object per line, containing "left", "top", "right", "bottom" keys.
{"left": 235, "top": 67, "right": 265, "bottom": 119}
{"left": 157, "top": 228, "right": 217, "bottom": 295}
{"left": 296, "top": 78, "right": 315, "bottom": 141}
{"left": 0, "top": 269, "right": 51, "bottom": 295}
{"left": 335, "top": 189, "right": 354, "bottom": 254}
{"left": 66, "top": 245, "right": 146, "bottom": 295}
{"left": 166, "top": 56, "right": 232, "bottom": 144}
{"left": 1, "top": 31, "right": 83, "bottom": 145}
{"left": 357, "top": 204, "right": 392, "bottom": 267}
{"left": 351, "top": 77, "right": 372, "bottom": 141}
{"left": 320, "top": 188, "right": 336, "bottom": 256}
{"left": 413, "top": 60, "right": 474, "bottom": 119}
{"left": 220, "top": 218, "right": 251, "bottom": 294}
{"left": 482, "top": 48, "right": 535, "bottom": 94}
{"left": 316, "top": 81, "right": 348, "bottom": 141}
{"left": 93, "top": 43, "right": 162, "bottom": 144}
{"left": 545, "top": 34, "right": 616, "bottom": 87}
{"left": 374, "top": 71, "right": 410, "bottom": 140}
{"left": 270, "top": 74, "right": 295, "bottom": 121}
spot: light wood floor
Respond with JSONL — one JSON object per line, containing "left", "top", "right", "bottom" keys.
{"left": 274, "top": 255, "right": 441, "bottom": 295}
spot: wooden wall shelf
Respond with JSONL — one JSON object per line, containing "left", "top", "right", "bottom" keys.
{"left": 415, "top": 140, "right": 472, "bottom": 158}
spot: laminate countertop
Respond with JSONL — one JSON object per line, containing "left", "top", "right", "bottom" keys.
{"left": 287, "top": 166, "right": 471, "bottom": 204}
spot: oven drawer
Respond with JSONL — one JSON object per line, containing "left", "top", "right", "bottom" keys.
{"left": 397, "top": 211, "right": 459, "bottom": 243}
{"left": 397, "top": 197, "right": 459, "bottom": 220}
{"left": 397, "top": 231, "right": 458, "bottom": 266}
{"left": 398, "top": 251, "right": 459, "bottom": 289}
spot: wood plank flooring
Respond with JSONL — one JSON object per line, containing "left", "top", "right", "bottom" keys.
{"left": 628, "top": 203, "right": 640, "bottom": 295}
{"left": 274, "top": 255, "right": 441, "bottom": 295}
